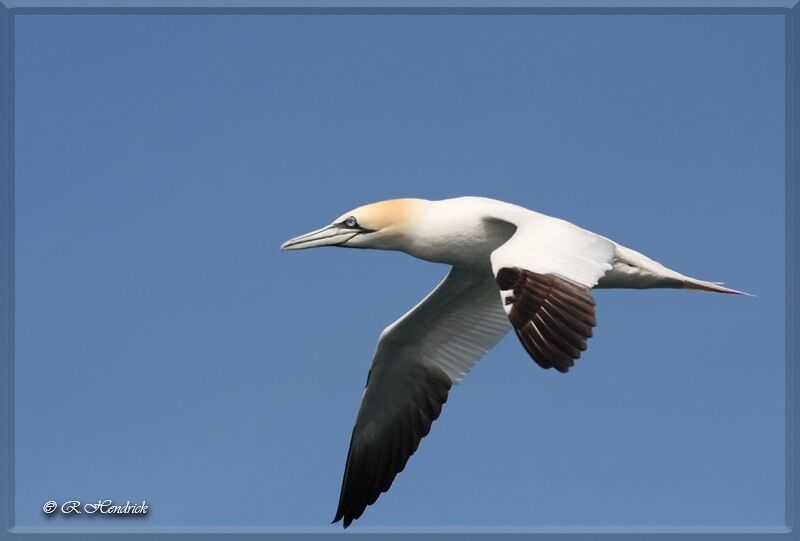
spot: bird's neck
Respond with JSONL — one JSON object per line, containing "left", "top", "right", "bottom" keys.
{"left": 400, "top": 199, "right": 516, "bottom": 266}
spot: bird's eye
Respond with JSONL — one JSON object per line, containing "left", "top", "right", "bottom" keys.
{"left": 345, "top": 216, "right": 358, "bottom": 228}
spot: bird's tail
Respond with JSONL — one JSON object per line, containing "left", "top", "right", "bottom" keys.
{"left": 605, "top": 243, "right": 753, "bottom": 296}
{"left": 681, "top": 278, "right": 754, "bottom": 296}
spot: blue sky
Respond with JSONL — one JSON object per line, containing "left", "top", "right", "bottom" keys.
{"left": 13, "top": 13, "right": 784, "bottom": 528}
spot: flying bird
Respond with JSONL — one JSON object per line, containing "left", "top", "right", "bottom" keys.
{"left": 280, "top": 196, "right": 746, "bottom": 528}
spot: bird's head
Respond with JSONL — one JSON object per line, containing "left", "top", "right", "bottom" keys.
{"left": 280, "top": 198, "right": 426, "bottom": 252}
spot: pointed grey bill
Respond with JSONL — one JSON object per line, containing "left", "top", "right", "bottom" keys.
{"left": 280, "top": 224, "right": 359, "bottom": 250}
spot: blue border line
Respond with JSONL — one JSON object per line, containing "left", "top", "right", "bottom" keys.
{"left": 3, "top": 6, "right": 796, "bottom": 14}
{"left": 0, "top": 0, "right": 798, "bottom": 9}
{"left": 0, "top": 1, "right": 12, "bottom": 538}
{"left": 0, "top": 3, "right": 795, "bottom": 540}
{"left": 787, "top": 1, "right": 798, "bottom": 536}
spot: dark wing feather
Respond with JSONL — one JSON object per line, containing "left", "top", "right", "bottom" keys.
{"left": 496, "top": 267, "right": 597, "bottom": 373}
{"left": 334, "top": 361, "right": 451, "bottom": 527}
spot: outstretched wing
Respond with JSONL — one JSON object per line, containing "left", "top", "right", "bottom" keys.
{"left": 490, "top": 215, "right": 616, "bottom": 373}
{"left": 334, "top": 266, "right": 510, "bottom": 528}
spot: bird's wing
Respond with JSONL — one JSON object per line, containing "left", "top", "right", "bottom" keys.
{"left": 489, "top": 215, "right": 616, "bottom": 373}
{"left": 334, "top": 266, "right": 510, "bottom": 527}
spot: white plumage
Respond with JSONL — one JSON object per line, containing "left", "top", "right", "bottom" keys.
{"left": 281, "top": 196, "right": 746, "bottom": 528}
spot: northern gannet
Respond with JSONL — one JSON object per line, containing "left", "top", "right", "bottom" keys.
{"left": 281, "top": 196, "right": 746, "bottom": 528}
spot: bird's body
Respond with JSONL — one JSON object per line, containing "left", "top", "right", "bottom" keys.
{"left": 281, "top": 196, "right": 746, "bottom": 528}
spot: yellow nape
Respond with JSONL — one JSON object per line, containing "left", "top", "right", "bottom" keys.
{"left": 347, "top": 198, "right": 426, "bottom": 231}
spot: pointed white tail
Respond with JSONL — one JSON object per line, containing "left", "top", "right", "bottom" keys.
{"left": 682, "top": 279, "right": 753, "bottom": 296}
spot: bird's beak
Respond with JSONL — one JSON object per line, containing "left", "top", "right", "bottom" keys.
{"left": 281, "top": 224, "right": 359, "bottom": 251}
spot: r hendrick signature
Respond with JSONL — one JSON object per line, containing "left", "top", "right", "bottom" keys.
{"left": 43, "top": 500, "right": 148, "bottom": 516}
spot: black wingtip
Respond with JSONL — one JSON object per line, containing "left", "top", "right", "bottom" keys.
{"left": 332, "top": 511, "right": 352, "bottom": 528}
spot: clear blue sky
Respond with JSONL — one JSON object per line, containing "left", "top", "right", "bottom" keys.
{"left": 14, "top": 13, "right": 784, "bottom": 528}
